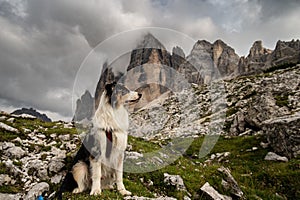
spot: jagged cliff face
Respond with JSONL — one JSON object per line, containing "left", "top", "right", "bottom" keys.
{"left": 238, "top": 39, "right": 300, "bottom": 75}
{"left": 185, "top": 39, "right": 240, "bottom": 82}
{"left": 73, "top": 90, "right": 94, "bottom": 121}
{"left": 213, "top": 40, "right": 240, "bottom": 76}
{"left": 73, "top": 34, "right": 300, "bottom": 121}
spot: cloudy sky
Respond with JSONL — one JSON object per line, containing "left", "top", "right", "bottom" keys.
{"left": 0, "top": 0, "right": 299, "bottom": 121}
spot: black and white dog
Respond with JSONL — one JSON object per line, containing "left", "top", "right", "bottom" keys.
{"left": 57, "top": 82, "right": 141, "bottom": 199}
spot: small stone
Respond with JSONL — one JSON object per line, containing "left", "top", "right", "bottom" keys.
{"left": 24, "top": 182, "right": 49, "bottom": 200}
{"left": 200, "top": 182, "right": 232, "bottom": 200}
{"left": 3, "top": 146, "right": 26, "bottom": 159}
{"left": 0, "top": 174, "right": 12, "bottom": 186}
{"left": 252, "top": 147, "right": 258, "bottom": 151}
{"left": 58, "top": 134, "right": 70, "bottom": 141}
{"left": 264, "top": 152, "right": 288, "bottom": 162}
{"left": 48, "top": 159, "right": 65, "bottom": 173}
{"left": 260, "top": 142, "right": 269, "bottom": 149}
{"left": 126, "top": 151, "right": 144, "bottom": 160}
{"left": 37, "top": 168, "right": 48, "bottom": 180}
{"left": 163, "top": 173, "right": 186, "bottom": 191}
{"left": 50, "top": 174, "right": 63, "bottom": 184}
{"left": 7, "top": 118, "right": 15, "bottom": 123}
{"left": 0, "top": 116, "right": 7, "bottom": 121}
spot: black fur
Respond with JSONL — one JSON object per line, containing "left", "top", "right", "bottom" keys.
{"left": 105, "top": 82, "right": 116, "bottom": 105}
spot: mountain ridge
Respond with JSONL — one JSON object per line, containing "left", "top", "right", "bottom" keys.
{"left": 74, "top": 34, "right": 300, "bottom": 121}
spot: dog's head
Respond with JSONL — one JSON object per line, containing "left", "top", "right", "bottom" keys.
{"left": 105, "top": 82, "right": 142, "bottom": 108}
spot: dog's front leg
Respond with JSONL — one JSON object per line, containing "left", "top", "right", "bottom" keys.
{"left": 116, "top": 155, "right": 131, "bottom": 196}
{"left": 90, "top": 159, "right": 102, "bottom": 195}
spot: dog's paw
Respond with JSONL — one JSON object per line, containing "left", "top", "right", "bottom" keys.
{"left": 90, "top": 188, "right": 102, "bottom": 196}
{"left": 119, "top": 189, "right": 132, "bottom": 196}
{"left": 72, "top": 188, "right": 82, "bottom": 194}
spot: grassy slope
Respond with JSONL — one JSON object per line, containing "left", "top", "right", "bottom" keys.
{"left": 61, "top": 135, "right": 300, "bottom": 200}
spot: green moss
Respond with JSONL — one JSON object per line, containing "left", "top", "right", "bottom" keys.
{"left": 274, "top": 95, "right": 289, "bottom": 107}
{"left": 0, "top": 185, "right": 23, "bottom": 193}
{"left": 41, "top": 153, "right": 47, "bottom": 161}
{"left": 13, "top": 160, "right": 22, "bottom": 167}
{"left": 0, "top": 162, "right": 8, "bottom": 174}
{"left": 128, "top": 136, "right": 160, "bottom": 153}
{"left": 226, "top": 107, "right": 237, "bottom": 117}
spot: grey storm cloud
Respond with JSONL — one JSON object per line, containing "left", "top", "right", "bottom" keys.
{"left": 0, "top": 0, "right": 299, "bottom": 120}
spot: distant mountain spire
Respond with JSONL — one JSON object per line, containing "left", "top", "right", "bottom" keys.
{"left": 136, "top": 33, "right": 166, "bottom": 50}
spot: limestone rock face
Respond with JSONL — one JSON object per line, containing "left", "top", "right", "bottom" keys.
{"left": 238, "top": 40, "right": 300, "bottom": 75}
{"left": 263, "top": 113, "right": 300, "bottom": 158}
{"left": 184, "top": 39, "right": 239, "bottom": 83}
{"left": 238, "top": 40, "right": 272, "bottom": 75}
{"left": 73, "top": 90, "right": 94, "bottom": 121}
{"left": 271, "top": 39, "right": 300, "bottom": 65}
{"left": 212, "top": 40, "right": 240, "bottom": 77}
{"left": 74, "top": 36, "right": 300, "bottom": 125}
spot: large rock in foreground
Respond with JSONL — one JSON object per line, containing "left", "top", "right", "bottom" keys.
{"left": 262, "top": 112, "right": 300, "bottom": 158}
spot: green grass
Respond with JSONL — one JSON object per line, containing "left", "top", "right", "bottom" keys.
{"left": 60, "top": 135, "right": 299, "bottom": 199}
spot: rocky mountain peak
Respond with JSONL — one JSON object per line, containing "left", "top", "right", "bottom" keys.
{"left": 191, "top": 40, "right": 212, "bottom": 53}
{"left": 137, "top": 33, "right": 166, "bottom": 50}
{"left": 248, "top": 40, "right": 271, "bottom": 58}
{"left": 172, "top": 46, "right": 185, "bottom": 58}
{"left": 273, "top": 39, "right": 300, "bottom": 61}
{"left": 73, "top": 90, "right": 94, "bottom": 121}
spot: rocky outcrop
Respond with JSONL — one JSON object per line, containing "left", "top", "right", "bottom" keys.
{"left": 200, "top": 182, "right": 232, "bottom": 200}
{"left": 262, "top": 113, "right": 300, "bottom": 158}
{"left": 76, "top": 33, "right": 300, "bottom": 115}
{"left": 218, "top": 167, "right": 244, "bottom": 199}
{"left": 238, "top": 41, "right": 271, "bottom": 75}
{"left": 184, "top": 39, "right": 240, "bottom": 83}
{"left": 264, "top": 152, "right": 289, "bottom": 162}
{"left": 128, "top": 33, "right": 171, "bottom": 72}
{"left": 73, "top": 90, "right": 94, "bottom": 121}
{"left": 225, "top": 64, "right": 300, "bottom": 136}
{"left": 213, "top": 40, "right": 240, "bottom": 77}
{"left": 0, "top": 113, "right": 78, "bottom": 199}
{"left": 272, "top": 39, "right": 300, "bottom": 66}
{"left": 11, "top": 108, "right": 51, "bottom": 122}
{"left": 238, "top": 40, "right": 300, "bottom": 75}
{"left": 163, "top": 173, "right": 186, "bottom": 191}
